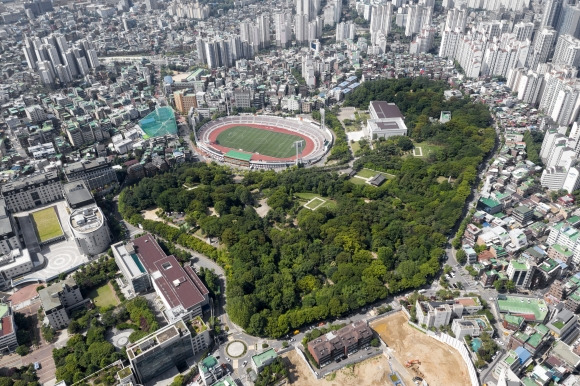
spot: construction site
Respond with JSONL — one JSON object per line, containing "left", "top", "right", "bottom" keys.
{"left": 370, "top": 311, "right": 470, "bottom": 386}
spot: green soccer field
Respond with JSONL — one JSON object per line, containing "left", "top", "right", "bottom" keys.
{"left": 216, "top": 126, "right": 304, "bottom": 158}
{"left": 31, "top": 207, "right": 63, "bottom": 242}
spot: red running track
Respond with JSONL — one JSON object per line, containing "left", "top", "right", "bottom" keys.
{"left": 206, "top": 123, "right": 315, "bottom": 161}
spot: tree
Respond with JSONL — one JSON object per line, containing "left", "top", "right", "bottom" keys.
{"left": 443, "top": 265, "right": 452, "bottom": 275}
{"left": 505, "top": 280, "right": 516, "bottom": 292}
{"left": 15, "top": 345, "right": 29, "bottom": 356}
{"left": 494, "top": 280, "right": 504, "bottom": 291}
{"left": 370, "top": 338, "right": 380, "bottom": 347}
{"left": 456, "top": 250, "right": 467, "bottom": 264}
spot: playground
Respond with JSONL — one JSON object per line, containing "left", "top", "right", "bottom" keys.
{"left": 370, "top": 312, "right": 469, "bottom": 386}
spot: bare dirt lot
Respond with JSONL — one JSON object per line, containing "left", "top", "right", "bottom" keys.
{"left": 370, "top": 312, "right": 469, "bottom": 386}
{"left": 283, "top": 350, "right": 393, "bottom": 386}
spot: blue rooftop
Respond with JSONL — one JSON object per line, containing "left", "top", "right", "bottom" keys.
{"left": 163, "top": 76, "right": 174, "bottom": 85}
{"left": 514, "top": 346, "right": 531, "bottom": 364}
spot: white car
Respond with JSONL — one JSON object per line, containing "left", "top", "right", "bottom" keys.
{"left": 226, "top": 357, "right": 231, "bottom": 362}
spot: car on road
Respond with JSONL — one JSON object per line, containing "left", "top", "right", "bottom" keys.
{"left": 226, "top": 357, "right": 231, "bottom": 362}
{"left": 242, "top": 361, "right": 247, "bottom": 367}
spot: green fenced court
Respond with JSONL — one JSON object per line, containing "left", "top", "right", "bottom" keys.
{"left": 216, "top": 126, "right": 304, "bottom": 158}
{"left": 31, "top": 207, "right": 63, "bottom": 242}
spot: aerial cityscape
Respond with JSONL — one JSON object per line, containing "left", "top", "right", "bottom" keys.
{"left": 0, "top": 0, "right": 579, "bottom": 385}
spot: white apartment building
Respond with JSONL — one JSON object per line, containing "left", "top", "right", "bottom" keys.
{"left": 452, "top": 319, "right": 481, "bottom": 340}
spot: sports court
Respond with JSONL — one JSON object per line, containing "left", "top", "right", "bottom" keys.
{"left": 216, "top": 125, "right": 304, "bottom": 158}
{"left": 496, "top": 296, "right": 549, "bottom": 322}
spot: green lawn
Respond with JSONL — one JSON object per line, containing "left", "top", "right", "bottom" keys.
{"left": 350, "top": 141, "right": 361, "bottom": 154}
{"left": 356, "top": 168, "right": 396, "bottom": 180}
{"left": 305, "top": 197, "right": 325, "bottom": 209}
{"left": 31, "top": 207, "right": 63, "bottom": 242}
{"left": 413, "top": 141, "right": 443, "bottom": 158}
{"left": 88, "top": 282, "right": 119, "bottom": 308}
{"left": 295, "top": 193, "right": 321, "bottom": 200}
{"left": 349, "top": 177, "right": 367, "bottom": 185}
{"left": 216, "top": 126, "right": 303, "bottom": 158}
{"left": 356, "top": 168, "right": 378, "bottom": 178}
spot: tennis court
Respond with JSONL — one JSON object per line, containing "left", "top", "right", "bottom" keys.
{"left": 216, "top": 125, "right": 303, "bottom": 158}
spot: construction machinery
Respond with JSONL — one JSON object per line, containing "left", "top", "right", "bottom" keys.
{"left": 405, "top": 359, "right": 421, "bottom": 367}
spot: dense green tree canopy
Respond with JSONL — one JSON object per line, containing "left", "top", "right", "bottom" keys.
{"left": 119, "top": 79, "right": 494, "bottom": 338}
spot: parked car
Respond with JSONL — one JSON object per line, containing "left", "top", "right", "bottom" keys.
{"left": 34, "top": 362, "right": 41, "bottom": 370}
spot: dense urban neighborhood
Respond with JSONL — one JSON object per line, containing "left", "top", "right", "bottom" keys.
{"left": 0, "top": 0, "right": 580, "bottom": 386}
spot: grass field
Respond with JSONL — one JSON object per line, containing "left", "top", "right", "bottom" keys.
{"left": 88, "top": 282, "right": 119, "bottom": 308}
{"left": 295, "top": 193, "right": 337, "bottom": 210}
{"left": 216, "top": 126, "right": 304, "bottom": 158}
{"left": 304, "top": 197, "right": 325, "bottom": 209}
{"left": 31, "top": 207, "right": 63, "bottom": 242}
{"left": 412, "top": 141, "right": 443, "bottom": 158}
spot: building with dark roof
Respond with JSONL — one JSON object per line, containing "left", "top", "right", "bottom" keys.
{"left": 63, "top": 181, "right": 95, "bottom": 209}
{"left": 364, "top": 101, "right": 408, "bottom": 140}
{"left": 0, "top": 199, "right": 21, "bottom": 256}
{"left": 307, "top": 321, "right": 373, "bottom": 367}
{"left": 113, "top": 234, "right": 209, "bottom": 322}
{"left": 63, "top": 157, "right": 118, "bottom": 192}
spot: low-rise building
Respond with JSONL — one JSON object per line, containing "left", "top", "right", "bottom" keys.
{"left": 364, "top": 101, "right": 408, "bottom": 140}
{"left": 307, "top": 321, "right": 373, "bottom": 367}
{"left": 0, "top": 302, "right": 17, "bottom": 353}
{"left": 199, "top": 355, "right": 226, "bottom": 386}
{"left": 39, "top": 277, "right": 85, "bottom": 330}
{"left": 452, "top": 319, "right": 481, "bottom": 340}
{"left": 251, "top": 348, "right": 277, "bottom": 374}
{"left": 0, "top": 249, "right": 33, "bottom": 289}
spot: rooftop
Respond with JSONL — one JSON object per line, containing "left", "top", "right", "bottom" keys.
{"left": 252, "top": 348, "right": 277, "bottom": 369}
{"left": 497, "top": 296, "right": 548, "bottom": 322}
{"left": 370, "top": 101, "right": 403, "bottom": 119}
{"left": 69, "top": 206, "right": 104, "bottom": 233}
{"left": 139, "top": 106, "right": 177, "bottom": 138}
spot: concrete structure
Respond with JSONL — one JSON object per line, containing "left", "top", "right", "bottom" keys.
{"left": 63, "top": 182, "right": 95, "bottom": 210}
{"left": 69, "top": 206, "right": 111, "bottom": 256}
{"left": 506, "top": 260, "right": 535, "bottom": 289}
{"left": 113, "top": 235, "right": 209, "bottom": 321}
{"left": 63, "top": 157, "right": 118, "bottom": 192}
{"left": 0, "top": 199, "right": 21, "bottom": 256}
{"left": 307, "top": 320, "right": 373, "bottom": 367}
{"left": 251, "top": 348, "right": 277, "bottom": 374}
{"left": 127, "top": 319, "right": 209, "bottom": 384}
{"left": 199, "top": 355, "right": 226, "bottom": 386}
{"left": 0, "top": 302, "right": 17, "bottom": 353}
{"left": 365, "top": 101, "right": 408, "bottom": 140}
{"left": 174, "top": 89, "right": 197, "bottom": 114}
{"left": 0, "top": 249, "right": 33, "bottom": 289}
{"left": 452, "top": 318, "right": 481, "bottom": 340}
{"left": 39, "top": 277, "right": 84, "bottom": 329}
{"left": 1, "top": 172, "right": 61, "bottom": 212}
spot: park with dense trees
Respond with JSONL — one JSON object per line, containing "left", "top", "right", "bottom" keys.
{"left": 118, "top": 78, "right": 495, "bottom": 338}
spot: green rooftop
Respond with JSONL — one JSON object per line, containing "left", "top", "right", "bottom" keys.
{"left": 225, "top": 150, "right": 253, "bottom": 162}
{"left": 480, "top": 197, "right": 501, "bottom": 208}
{"left": 252, "top": 348, "right": 277, "bottom": 369}
{"left": 526, "top": 332, "right": 543, "bottom": 348}
{"left": 504, "top": 351, "right": 518, "bottom": 365}
{"left": 510, "top": 260, "right": 527, "bottom": 270}
{"left": 200, "top": 355, "right": 218, "bottom": 373}
{"left": 212, "top": 375, "right": 236, "bottom": 386}
{"left": 552, "top": 244, "right": 573, "bottom": 257}
{"left": 497, "top": 296, "right": 549, "bottom": 322}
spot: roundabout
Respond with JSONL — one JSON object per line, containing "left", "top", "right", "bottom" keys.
{"left": 226, "top": 340, "right": 247, "bottom": 358}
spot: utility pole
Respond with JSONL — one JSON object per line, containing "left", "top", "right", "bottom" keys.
{"left": 292, "top": 140, "right": 304, "bottom": 166}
